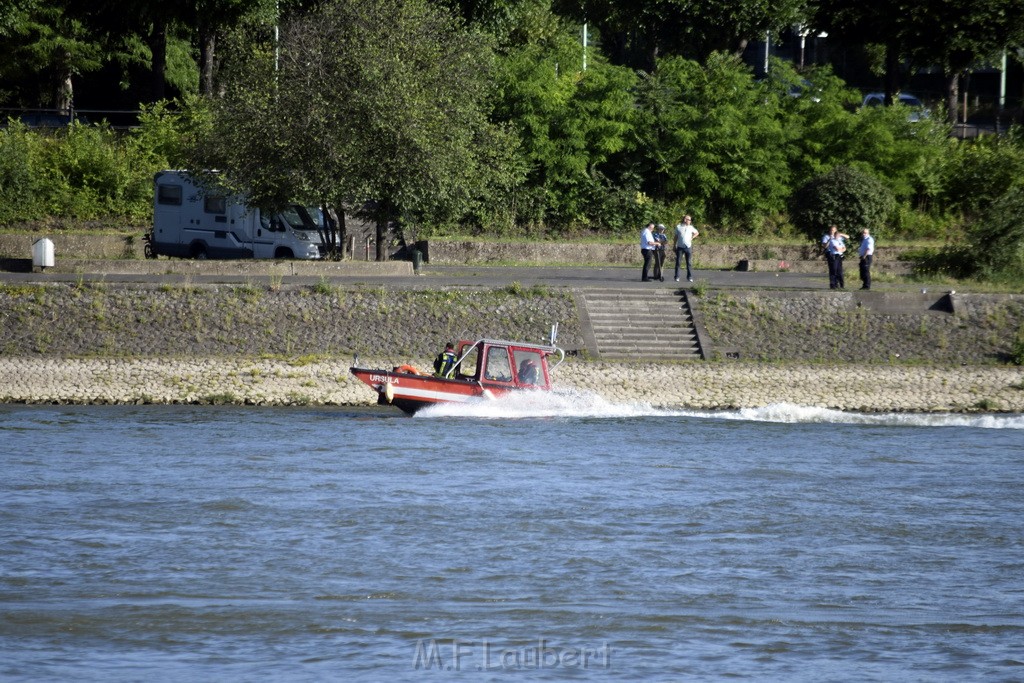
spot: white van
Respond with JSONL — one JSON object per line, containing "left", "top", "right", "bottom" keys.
{"left": 147, "top": 170, "right": 324, "bottom": 260}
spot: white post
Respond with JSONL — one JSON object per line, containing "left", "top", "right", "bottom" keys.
{"left": 582, "top": 23, "right": 588, "bottom": 71}
{"left": 763, "top": 32, "right": 770, "bottom": 76}
{"left": 999, "top": 49, "right": 1007, "bottom": 112}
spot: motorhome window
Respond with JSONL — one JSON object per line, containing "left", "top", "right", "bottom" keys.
{"left": 305, "top": 206, "right": 325, "bottom": 228}
{"left": 157, "top": 185, "right": 182, "bottom": 206}
{"left": 280, "top": 205, "right": 317, "bottom": 230}
{"left": 204, "top": 196, "right": 227, "bottom": 214}
{"left": 280, "top": 207, "right": 303, "bottom": 229}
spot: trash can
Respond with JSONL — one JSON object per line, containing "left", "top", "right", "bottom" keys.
{"left": 32, "top": 238, "right": 55, "bottom": 270}
{"left": 412, "top": 248, "right": 423, "bottom": 273}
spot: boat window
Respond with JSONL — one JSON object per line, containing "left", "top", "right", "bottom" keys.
{"left": 484, "top": 346, "right": 513, "bottom": 382}
{"left": 514, "top": 350, "right": 543, "bottom": 386}
{"left": 456, "top": 344, "right": 479, "bottom": 380}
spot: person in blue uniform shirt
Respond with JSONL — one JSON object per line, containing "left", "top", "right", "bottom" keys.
{"left": 859, "top": 228, "right": 875, "bottom": 290}
{"left": 822, "top": 224, "right": 849, "bottom": 289}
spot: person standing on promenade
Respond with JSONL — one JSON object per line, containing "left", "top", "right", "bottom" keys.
{"left": 821, "top": 224, "right": 849, "bottom": 289}
{"left": 652, "top": 224, "right": 669, "bottom": 282}
{"left": 640, "top": 222, "right": 658, "bottom": 282}
{"left": 673, "top": 215, "right": 699, "bottom": 282}
{"left": 859, "top": 228, "right": 875, "bottom": 290}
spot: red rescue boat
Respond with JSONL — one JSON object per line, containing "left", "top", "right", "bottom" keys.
{"left": 350, "top": 335, "right": 565, "bottom": 415}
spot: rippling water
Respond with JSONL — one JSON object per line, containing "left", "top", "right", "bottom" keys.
{"left": 2, "top": 395, "right": 1023, "bottom": 681}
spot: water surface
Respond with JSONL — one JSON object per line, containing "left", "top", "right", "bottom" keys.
{"left": 2, "top": 396, "right": 1022, "bottom": 680}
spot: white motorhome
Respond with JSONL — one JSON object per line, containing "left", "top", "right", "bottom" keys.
{"left": 147, "top": 170, "right": 324, "bottom": 260}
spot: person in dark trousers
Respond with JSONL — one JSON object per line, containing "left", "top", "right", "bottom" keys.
{"left": 433, "top": 342, "right": 458, "bottom": 378}
{"left": 822, "top": 225, "right": 849, "bottom": 289}
{"left": 859, "top": 228, "right": 875, "bottom": 290}
{"left": 673, "top": 215, "right": 699, "bottom": 282}
{"left": 652, "top": 224, "right": 668, "bottom": 282}
{"left": 640, "top": 222, "right": 657, "bottom": 282}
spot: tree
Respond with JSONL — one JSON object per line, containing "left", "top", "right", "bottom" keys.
{"left": 901, "top": 0, "right": 1024, "bottom": 125}
{"left": 185, "top": 0, "right": 278, "bottom": 96}
{"left": 0, "top": 0, "right": 103, "bottom": 111}
{"left": 489, "top": 25, "right": 637, "bottom": 230}
{"left": 809, "top": 0, "right": 911, "bottom": 105}
{"left": 554, "top": 0, "right": 807, "bottom": 71}
{"left": 191, "top": 0, "right": 517, "bottom": 259}
{"left": 633, "top": 53, "right": 790, "bottom": 229}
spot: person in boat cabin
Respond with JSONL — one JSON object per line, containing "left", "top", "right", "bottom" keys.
{"left": 434, "top": 342, "right": 458, "bottom": 378}
{"left": 518, "top": 359, "right": 538, "bottom": 385}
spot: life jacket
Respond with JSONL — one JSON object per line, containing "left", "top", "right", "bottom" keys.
{"left": 434, "top": 350, "right": 457, "bottom": 377}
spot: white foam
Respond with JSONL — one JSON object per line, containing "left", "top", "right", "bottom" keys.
{"left": 415, "top": 392, "right": 1024, "bottom": 429}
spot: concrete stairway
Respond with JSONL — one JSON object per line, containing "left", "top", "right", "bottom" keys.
{"left": 579, "top": 288, "right": 703, "bottom": 361}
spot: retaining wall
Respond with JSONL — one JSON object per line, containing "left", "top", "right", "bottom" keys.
{"left": 2, "top": 283, "right": 1023, "bottom": 410}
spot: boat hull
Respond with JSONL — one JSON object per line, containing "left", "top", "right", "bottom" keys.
{"left": 350, "top": 367, "right": 517, "bottom": 414}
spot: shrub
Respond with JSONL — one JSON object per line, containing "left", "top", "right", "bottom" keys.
{"left": 939, "top": 134, "right": 1024, "bottom": 219}
{"left": 965, "top": 185, "right": 1024, "bottom": 279}
{"left": 0, "top": 121, "right": 46, "bottom": 223}
{"left": 789, "top": 165, "right": 895, "bottom": 240}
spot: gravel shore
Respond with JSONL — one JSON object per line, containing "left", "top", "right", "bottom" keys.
{"left": 2, "top": 357, "right": 1021, "bottom": 413}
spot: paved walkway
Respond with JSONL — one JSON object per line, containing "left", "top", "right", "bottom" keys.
{"left": 0, "top": 262, "right": 884, "bottom": 291}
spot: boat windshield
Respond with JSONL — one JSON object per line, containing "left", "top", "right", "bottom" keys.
{"left": 514, "top": 350, "right": 544, "bottom": 386}
{"left": 484, "top": 346, "right": 513, "bottom": 382}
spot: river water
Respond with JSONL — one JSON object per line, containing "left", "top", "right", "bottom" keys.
{"left": 2, "top": 393, "right": 1023, "bottom": 681}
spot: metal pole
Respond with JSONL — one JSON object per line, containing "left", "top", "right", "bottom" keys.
{"left": 763, "top": 32, "right": 770, "bottom": 76}
{"left": 999, "top": 50, "right": 1007, "bottom": 112}
{"left": 582, "top": 23, "right": 588, "bottom": 71}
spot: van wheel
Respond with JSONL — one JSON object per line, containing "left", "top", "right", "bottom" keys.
{"left": 275, "top": 248, "right": 294, "bottom": 259}
{"left": 191, "top": 244, "right": 208, "bottom": 260}
{"left": 144, "top": 243, "right": 156, "bottom": 259}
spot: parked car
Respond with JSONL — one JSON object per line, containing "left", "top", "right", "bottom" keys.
{"left": 861, "top": 92, "right": 930, "bottom": 122}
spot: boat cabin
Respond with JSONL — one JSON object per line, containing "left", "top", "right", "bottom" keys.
{"left": 447, "top": 338, "right": 557, "bottom": 389}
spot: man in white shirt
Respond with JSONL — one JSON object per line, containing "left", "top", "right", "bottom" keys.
{"left": 673, "top": 215, "right": 699, "bottom": 282}
{"left": 640, "top": 222, "right": 657, "bottom": 282}
{"left": 859, "top": 228, "right": 875, "bottom": 290}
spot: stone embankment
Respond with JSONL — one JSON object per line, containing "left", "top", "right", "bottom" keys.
{"left": 1, "top": 281, "right": 1023, "bottom": 412}
{"left": 0, "top": 357, "right": 1021, "bottom": 413}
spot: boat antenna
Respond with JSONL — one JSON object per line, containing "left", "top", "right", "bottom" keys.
{"left": 549, "top": 322, "right": 559, "bottom": 346}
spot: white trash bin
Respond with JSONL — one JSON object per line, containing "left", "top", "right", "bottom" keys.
{"left": 32, "top": 238, "right": 55, "bottom": 270}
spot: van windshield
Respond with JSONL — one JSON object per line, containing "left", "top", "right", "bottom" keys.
{"left": 279, "top": 205, "right": 318, "bottom": 230}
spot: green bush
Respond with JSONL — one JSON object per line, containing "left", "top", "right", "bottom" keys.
{"left": 965, "top": 185, "right": 1024, "bottom": 279}
{"left": 789, "top": 165, "right": 895, "bottom": 240}
{"left": 0, "top": 120, "right": 47, "bottom": 223}
{"left": 939, "top": 134, "right": 1024, "bottom": 218}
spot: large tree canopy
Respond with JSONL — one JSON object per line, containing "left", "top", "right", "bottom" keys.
{"left": 191, "top": 0, "right": 519, "bottom": 257}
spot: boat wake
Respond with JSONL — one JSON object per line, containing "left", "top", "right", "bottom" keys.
{"left": 415, "top": 390, "right": 1024, "bottom": 429}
